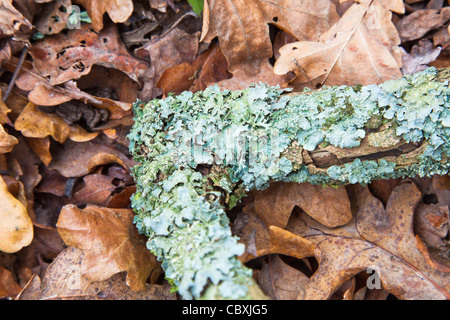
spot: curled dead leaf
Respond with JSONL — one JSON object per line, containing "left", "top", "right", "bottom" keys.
{"left": 57, "top": 205, "right": 161, "bottom": 291}
{"left": 0, "top": 175, "right": 33, "bottom": 253}
{"left": 74, "top": 0, "right": 134, "bottom": 32}
{"left": 33, "top": 0, "right": 72, "bottom": 35}
{"left": 243, "top": 182, "right": 352, "bottom": 228}
{"left": 14, "top": 102, "right": 98, "bottom": 144}
{"left": 274, "top": 2, "right": 402, "bottom": 89}
{"left": 16, "top": 247, "right": 174, "bottom": 300}
{"left": 30, "top": 24, "right": 148, "bottom": 86}
{"left": 0, "top": 0, "right": 32, "bottom": 41}
{"left": 0, "top": 124, "right": 18, "bottom": 154}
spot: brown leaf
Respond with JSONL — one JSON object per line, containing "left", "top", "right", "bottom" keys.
{"left": 190, "top": 44, "right": 232, "bottom": 92}
{"left": 71, "top": 174, "right": 117, "bottom": 206}
{"left": 0, "top": 0, "right": 32, "bottom": 41}
{"left": 258, "top": 254, "right": 309, "bottom": 300}
{"left": 157, "top": 46, "right": 214, "bottom": 96}
{"left": 135, "top": 23, "right": 201, "bottom": 99}
{"left": 47, "top": 137, "right": 135, "bottom": 178}
{"left": 0, "top": 124, "right": 18, "bottom": 154}
{"left": 0, "top": 174, "right": 33, "bottom": 253}
{"left": 414, "top": 203, "right": 449, "bottom": 272}
{"left": 73, "top": 0, "right": 134, "bottom": 32}
{"left": 0, "top": 91, "right": 12, "bottom": 125}
{"left": 35, "top": 166, "right": 68, "bottom": 197}
{"left": 25, "top": 137, "right": 52, "bottom": 166}
{"left": 274, "top": 1, "right": 403, "bottom": 90}
{"left": 232, "top": 212, "right": 316, "bottom": 263}
{"left": 14, "top": 102, "right": 98, "bottom": 144}
{"left": 396, "top": 7, "right": 450, "bottom": 42}
{"left": 401, "top": 39, "right": 442, "bottom": 75}
{"left": 277, "top": 181, "right": 450, "bottom": 299}
{"left": 11, "top": 63, "right": 133, "bottom": 120}
{"left": 106, "top": 185, "right": 136, "bottom": 208}
{"left": 30, "top": 23, "right": 149, "bottom": 86}
{"left": 33, "top": 0, "right": 72, "bottom": 35}
{"left": 201, "top": 0, "right": 272, "bottom": 75}
{"left": 216, "top": 60, "right": 290, "bottom": 91}
{"left": 243, "top": 182, "right": 352, "bottom": 228}
{"left": 0, "top": 266, "right": 22, "bottom": 298}
{"left": 259, "top": 0, "right": 339, "bottom": 41}
{"left": 57, "top": 205, "right": 161, "bottom": 291}
{"left": 201, "top": 0, "right": 339, "bottom": 76}
{"left": 16, "top": 247, "right": 175, "bottom": 300}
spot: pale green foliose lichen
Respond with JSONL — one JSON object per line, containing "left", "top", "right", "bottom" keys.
{"left": 128, "top": 67, "right": 449, "bottom": 299}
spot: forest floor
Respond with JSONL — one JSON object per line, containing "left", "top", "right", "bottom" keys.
{"left": 0, "top": 0, "right": 449, "bottom": 300}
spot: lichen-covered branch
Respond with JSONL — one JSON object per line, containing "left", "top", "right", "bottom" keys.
{"left": 128, "top": 67, "right": 450, "bottom": 299}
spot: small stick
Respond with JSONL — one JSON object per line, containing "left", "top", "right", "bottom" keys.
{"left": 3, "top": 46, "right": 28, "bottom": 102}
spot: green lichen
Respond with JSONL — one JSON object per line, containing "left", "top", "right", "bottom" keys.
{"left": 128, "top": 67, "right": 449, "bottom": 299}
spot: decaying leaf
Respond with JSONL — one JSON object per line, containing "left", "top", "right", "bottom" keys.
{"left": 16, "top": 247, "right": 175, "bottom": 300}
{"left": 396, "top": 7, "right": 450, "bottom": 42}
{"left": 47, "top": 137, "right": 135, "bottom": 178}
{"left": 0, "top": 0, "right": 32, "bottom": 41}
{"left": 243, "top": 182, "right": 352, "bottom": 228}
{"left": 135, "top": 20, "right": 201, "bottom": 99}
{"left": 201, "top": 0, "right": 339, "bottom": 76}
{"left": 274, "top": 1, "right": 403, "bottom": 90}
{"left": 259, "top": 0, "right": 339, "bottom": 41}
{"left": 0, "top": 266, "right": 22, "bottom": 298}
{"left": 201, "top": 0, "right": 272, "bottom": 75}
{"left": 30, "top": 23, "right": 149, "bottom": 86}
{"left": 57, "top": 205, "right": 161, "bottom": 291}
{"left": 401, "top": 39, "right": 441, "bottom": 75}
{"left": 73, "top": 0, "right": 134, "bottom": 32}
{"left": 33, "top": 0, "right": 72, "bottom": 35}
{"left": 14, "top": 102, "right": 98, "bottom": 144}
{"left": 285, "top": 181, "right": 450, "bottom": 299}
{"left": 0, "top": 175, "right": 33, "bottom": 253}
{"left": 258, "top": 254, "right": 309, "bottom": 300}
{"left": 0, "top": 124, "right": 18, "bottom": 154}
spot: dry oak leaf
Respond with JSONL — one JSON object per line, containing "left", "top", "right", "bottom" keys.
{"left": 30, "top": 23, "right": 149, "bottom": 86}
{"left": 0, "top": 124, "right": 18, "bottom": 154}
{"left": 274, "top": 1, "right": 403, "bottom": 90}
{"left": 73, "top": 0, "right": 134, "bottom": 32}
{"left": 396, "top": 7, "right": 450, "bottom": 42}
{"left": 0, "top": 266, "right": 22, "bottom": 298}
{"left": 0, "top": 175, "right": 33, "bottom": 253}
{"left": 14, "top": 102, "right": 98, "bottom": 144}
{"left": 340, "top": 0, "right": 405, "bottom": 14}
{"left": 0, "top": 91, "right": 12, "bottom": 125}
{"left": 232, "top": 212, "right": 316, "bottom": 264}
{"left": 15, "top": 70, "right": 133, "bottom": 120}
{"left": 16, "top": 247, "right": 175, "bottom": 300}
{"left": 33, "top": 0, "right": 72, "bottom": 35}
{"left": 243, "top": 181, "right": 352, "bottom": 229}
{"left": 0, "top": 0, "right": 32, "bottom": 40}
{"left": 57, "top": 205, "right": 161, "bottom": 292}
{"left": 274, "top": 181, "right": 450, "bottom": 299}
{"left": 47, "top": 138, "right": 135, "bottom": 178}
{"left": 135, "top": 23, "right": 201, "bottom": 100}
{"left": 201, "top": 0, "right": 339, "bottom": 76}
{"left": 258, "top": 254, "right": 309, "bottom": 300}
{"left": 400, "top": 39, "right": 441, "bottom": 75}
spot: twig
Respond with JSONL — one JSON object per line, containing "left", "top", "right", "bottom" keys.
{"left": 3, "top": 46, "right": 28, "bottom": 102}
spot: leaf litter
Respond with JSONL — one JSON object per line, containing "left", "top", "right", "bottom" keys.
{"left": 0, "top": 0, "right": 448, "bottom": 300}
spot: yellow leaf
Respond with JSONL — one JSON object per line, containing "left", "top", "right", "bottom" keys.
{"left": 0, "top": 175, "right": 33, "bottom": 253}
{"left": 0, "top": 124, "right": 18, "bottom": 154}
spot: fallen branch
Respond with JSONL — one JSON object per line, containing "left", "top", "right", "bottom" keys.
{"left": 128, "top": 67, "right": 450, "bottom": 299}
